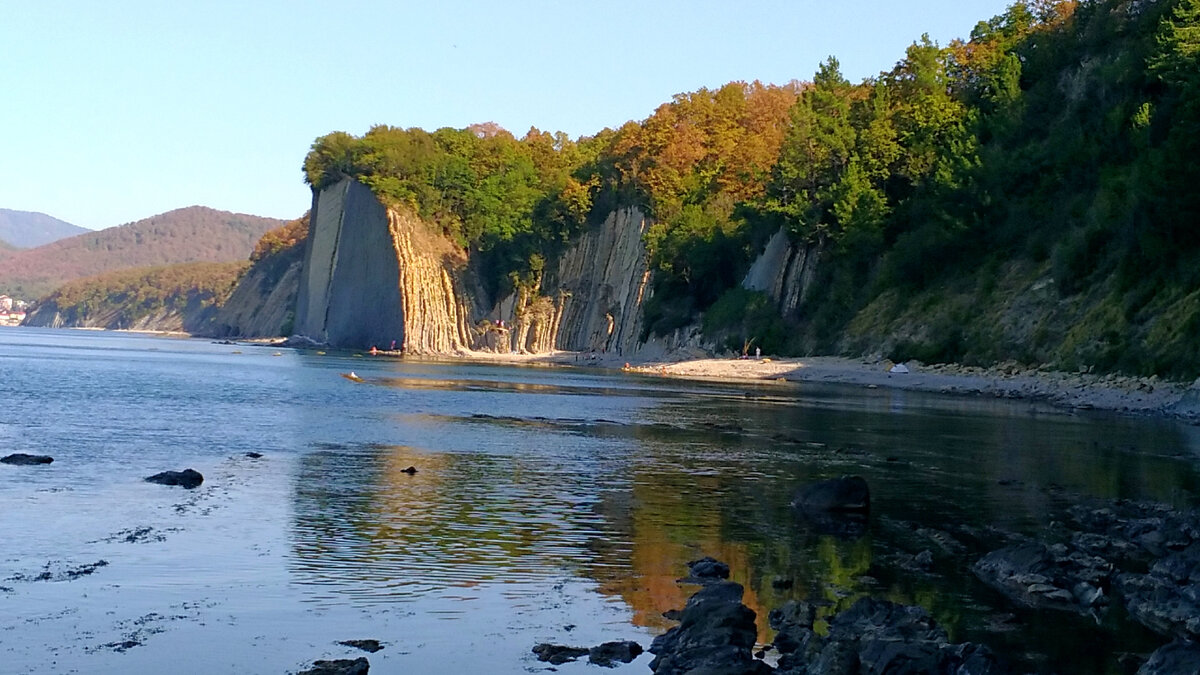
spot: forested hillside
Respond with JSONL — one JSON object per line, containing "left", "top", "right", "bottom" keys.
{"left": 0, "top": 208, "right": 86, "bottom": 248}
{"left": 22, "top": 261, "right": 248, "bottom": 332}
{"left": 301, "top": 0, "right": 1200, "bottom": 377}
{"left": 0, "top": 206, "right": 285, "bottom": 298}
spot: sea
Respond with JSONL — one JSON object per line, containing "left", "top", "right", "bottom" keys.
{"left": 1, "top": 327, "right": 1198, "bottom": 674}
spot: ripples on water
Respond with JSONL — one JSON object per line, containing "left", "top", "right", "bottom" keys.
{"left": 2, "top": 327, "right": 1200, "bottom": 673}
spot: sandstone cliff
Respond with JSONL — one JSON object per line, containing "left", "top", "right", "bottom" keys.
{"left": 291, "top": 179, "right": 666, "bottom": 357}
{"left": 293, "top": 179, "right": 477, "bottom": 353}
{"left": 741, "top": 227, "right": 821, "bottom": 319}
{"left": 204, "top": 251, "right": 302, "bottom": 338}
{"left": 487, "top": 207, "right": 654, "bottom": 357}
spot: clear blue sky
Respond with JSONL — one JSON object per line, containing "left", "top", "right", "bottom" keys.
{"left": 2, "top": 1, "right": 1015, "bottom": 231}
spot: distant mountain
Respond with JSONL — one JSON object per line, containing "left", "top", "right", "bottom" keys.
{"left": 0, "top": 209, "right": 88, "bottom": 248}
{"left": 0, "top": 206, "right": 287, "bottom": 299}
{"left": 0, "top": 237, "right": 16, "bottom": 258}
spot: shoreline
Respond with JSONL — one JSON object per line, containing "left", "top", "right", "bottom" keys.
{"left": 151, "top": 327, "right": 1200, "bottom": 421}
{"left": 442, "top": 349, "right": 1200, "bottom": 421}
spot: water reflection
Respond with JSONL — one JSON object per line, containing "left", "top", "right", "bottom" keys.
{"left": 287, "top": 371, "right": 1200, "bottom": 673}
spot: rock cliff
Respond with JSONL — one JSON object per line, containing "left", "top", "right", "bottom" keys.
{"left": 205, "top": 250, "right": 303, "bottom": 339}
{"left": 293, "top": 179, "right": 477, "bottom": 353}
{"left": 290, "top": 179, "right": 663, "bottom": 356}
{"left": 741, "top": 227, "right": 821, "bottom": 318}
{"left": 487, "top": 207, "right": 654, "bottom": 356}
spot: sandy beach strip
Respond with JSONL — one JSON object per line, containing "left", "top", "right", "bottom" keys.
{"left": 442, "top": 348, "right": 1200, "bottom": 420}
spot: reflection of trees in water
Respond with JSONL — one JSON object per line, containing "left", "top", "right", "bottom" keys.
{"left": 289, "top": 444, "right": 618, "bottom": 593}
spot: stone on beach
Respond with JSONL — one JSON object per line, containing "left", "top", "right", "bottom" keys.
{"left": 338, "top": 639, "right": 383, "bottom": 653}
{"left": 588, "top": 640, "right": 643, "bottom": 667}
{"left": 298, "top": 658, "right": 369, "bottom": 675}
{"left": 532, "top": 643, "right": 589, "bottom": 664}
{"left": 1, "top": 453, "right": 54, "bottom": 465}
{"left": 144, "top": 468, "right": 204, "bottom": 489}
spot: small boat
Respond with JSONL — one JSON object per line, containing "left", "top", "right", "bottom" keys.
{"left": 341, "top": 372, "right": 364, "bottom": 383}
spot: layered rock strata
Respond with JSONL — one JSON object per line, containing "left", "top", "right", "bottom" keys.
{"left": 292, "top": 179, "right": 659, "bottom": 356}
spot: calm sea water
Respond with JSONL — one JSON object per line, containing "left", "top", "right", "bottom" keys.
{"left": 2, "top": 327, "right": 1199, "bottom": 674}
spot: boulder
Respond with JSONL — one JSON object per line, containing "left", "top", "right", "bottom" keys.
{"left": 532, "top": 643, "right": 588, "bottom": 665}
{"left": 1137, "top": 639, "right": 1200, "bottom": 675}
{"left": 792, "top": 475, "right": 870, "bottom": 512}
{"left": 972, "top": 542, "right": 1111, "bottom": 614}
{"left": 678, "top": 556, "right": 730, "bottom": 584}
{"left": 144, "top": 469, "right": 204, "bottom": 489}
{"left": 588, "top": 640, "right": 643, "bottom": 667}
{"left": 771, "top": 597, "right": 1010, "bottom": 675}
{"left": 1115, "top": 543, "right": 1200, "bottom": 640}
{"left": 298, "top": 657, "right": 369, "bottom": 675}
{"left": 1, "top": 453, "right": 53, "bottom": 465}
{"left": 338, "top": 639, "right": 383, "bottom": 653}
{"left": 649, "top": 576, "right": 772, "bottom": 675}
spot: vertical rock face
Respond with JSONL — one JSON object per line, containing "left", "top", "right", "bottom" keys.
{"left": 549, "top": 208, "right": 653, "bottom": 355}
{"left": 294, "top": 180, "right": 407, "bottom": 350}
{"left": 206, "top": 255, "right": 302, "bottom": 338}
{"left": 742, "top": 227, "right": 821, "bottom": 318}
{"left": 293, "top": 180, "right": 660, "bottom": 356}
{"left": 387, "top": 208, "right": 477, "bottom": 354}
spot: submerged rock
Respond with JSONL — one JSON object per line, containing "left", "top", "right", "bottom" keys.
{"left": 588, "top": 640, "right": 643, "bottom": 667}
{"left": 144, "top": 469, "right": 204, "bottom": 489}
{"left": 1137, "top": 639, "right": 1200, "bottom": 675}
{"left": 771, "top": 597, "right": 1009, "bottom": 675}
{"left": 792, "top": 476, "right": 871, "bottom": 538}
{"left": 677, "top": 556, "right": 730, "bottom": 584}
{"left": 793, "top": 475, "right": 870, "bottom": 512}
{"left": 298, "top": 658, "right": 369, "bottom": 675}
{"left": 1, "top": 453, "right": 53, "bottom": 465}
{"left": 649, "top": 574, "right": 771, "bottom": 675}
{"left": 532, "top": 643, "right": 589, "bottom": 665}
{"left": 1115, "top": 542, "right": 1200, "bottom": 641}
{"left": 338, "top": 639, "right": 383, "bottom": 653}
{"left": 972, "top": 542, "right": 1111, "bottom": 614}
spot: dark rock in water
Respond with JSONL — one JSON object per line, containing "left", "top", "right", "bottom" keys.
{"left": 1, "top": 453, "right": 53, "bottom": 465}
{"left": 298, "top": 658, "right": 369, "bottom": 675}
{"left": 588, "top": 640, "right": 643, "bottom": 667}
{"left": 649, "top": 576, "right": 771, "bottom": 675}
{"left": 771, "top": 597, "right": 1010, "bottom": 675}
{"left": 1115, "top": 542, "right": 1200, "bottom": 640}
{"left": 144, "top": 469, "right": 204, "bottom": 489}
{"left": 532, "top": 643, "right": 589, "bottom": 664}
{"left": 400, "top": 466, "right": 417, "bottom": 475}
{"left": 245, "top": 452, "right": 263, "bottom": 459}
{"left": 338, "top": 639, "right": 383, "bottom": 653}
{"left": 793, "top": 475, "right": 871, "bottom": 512}
{"left": 771, "top": 576, "right": 794, "bottom": 589}
{"left": 677, "top": 556, "right": 730, "bottom": 583}
{"left": 1137, "top": 639, "right": 1200, "bottom": 675}
{"left": 792, "top": 476, "right": 871, "bottom": 538}
{"left": 972, "top": 542, "right": 1111, "bottom": 614}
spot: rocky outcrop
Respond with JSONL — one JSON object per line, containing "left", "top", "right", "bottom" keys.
{"left": 295, "top": 179, "right": 407, "bottom": 349}
{"left": 771, "top": 597, "right": 1009, "bottom": 675}
{"left": 544, "top": 207, "right": 653, "bottom": 355}
{"left": 205, "top": 252, "right": 302, "bottom": 338}
{"left": 293, "top": 179, "right": 663, "bottom": 356}
{"left": 145, "top": 469, "right": 204, "bottom": 489}
{"left": 742, "top": 227, "right": 821, "bottom": 318}
{"left": 1, "top": 453, "right": 54, "bottom": 465}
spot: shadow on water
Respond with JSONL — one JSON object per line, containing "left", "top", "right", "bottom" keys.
{"left": 286, "top": 375, "right": 1200, "bottom": 674}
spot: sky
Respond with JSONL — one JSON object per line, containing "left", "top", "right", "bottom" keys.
{"left": 1, "top": 1, "right": 1017, "bottom": 231}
